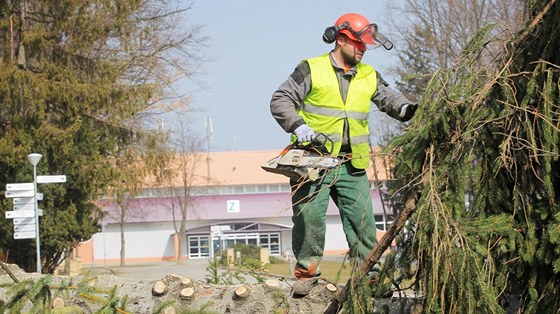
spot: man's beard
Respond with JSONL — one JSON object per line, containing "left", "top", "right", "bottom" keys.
{"left": 341, "top": 49, "right": 359, "bottom": 66}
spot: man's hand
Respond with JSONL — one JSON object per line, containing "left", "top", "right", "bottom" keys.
{"left": 293, "top": 124, "right": 316, "bottom": 142}
{"left": 399, "top": 103, "right": 418, "bottom": 122}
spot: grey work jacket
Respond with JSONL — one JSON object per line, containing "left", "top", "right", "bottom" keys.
{"left": 270, "top": 52, "right": 413, "bottom": 146}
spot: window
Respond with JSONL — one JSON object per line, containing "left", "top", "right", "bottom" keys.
{"left": 245, "top": 186, "right": 256, "bottom": 193}
{"left": 234, "top": 186, "right": 244, "bottom": 193}
{"left": 259, "top": 233, "right": 280, "bottom": 255}
{"left": 374, "top": 214, "right": 394, "bottom": 231}
{"left": 280, "top": 184, "right": 291, "bottom": 192}
{"left": 188, "top": 235, "right": 210, "bottom": 258}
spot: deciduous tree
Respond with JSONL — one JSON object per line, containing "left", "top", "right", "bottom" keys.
{"left": 0, "top": 0, "right": 206, "bottom": 273}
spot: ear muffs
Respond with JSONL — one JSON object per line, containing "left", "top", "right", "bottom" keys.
{"left": 322, "top": 26, "right": 338, "bottom": 43}
{"left": 322, "top": 21, "right": 350, "bottom": 44}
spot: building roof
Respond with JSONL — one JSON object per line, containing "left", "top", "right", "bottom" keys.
{"left": 143, "top": 148, "right": 392, "bottom": 188}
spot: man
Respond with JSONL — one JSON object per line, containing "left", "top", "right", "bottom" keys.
{"left": 269, "top": 13, "right": 417, "bottom": 294}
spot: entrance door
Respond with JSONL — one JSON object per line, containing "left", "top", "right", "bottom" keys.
{"left": 212, "top": 233, "right": 259, "bottom": 255}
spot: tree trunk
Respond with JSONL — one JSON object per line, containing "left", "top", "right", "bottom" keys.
{"left": 120, "top": 221, "right": 125, "bottom": 267}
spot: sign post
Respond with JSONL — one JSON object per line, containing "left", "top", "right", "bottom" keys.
{"left": 4, "top": 154, "right": 67, "bottom": 274}
{"left": 27, "top": 153, "right": 42, "bottom": 274}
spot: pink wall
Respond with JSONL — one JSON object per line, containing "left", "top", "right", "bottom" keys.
{"left": 101, "top": 190, "right": 389, "bottom": 224}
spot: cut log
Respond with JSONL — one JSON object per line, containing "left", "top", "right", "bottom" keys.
{"left": 180, "top": 287, "right": 195, "bottom": 300}
{"left": 166, "top": 273, "right": 181, "bottom": 280}
{"left": 233, "top": 285, "right": 250, "bottom": 300}
{"left": 0, "top": 261, "right": 19, "bottom": 283}
{"left": 162, "top": 306, "right": 176, "bottom": 314}
{"left": 166, "top": 273, "right": 192, "bottom": 286}
{"left": 180, "top": 277, "right": 192, "bottom": 286}
{"left": 263, "top": 279, "right": 279, "bottom": 291}
{"left": 325, "top": 283, "right": 338, "bottom": 293}
{"left": 52, "top": 296, "right": 65, "bottom": 308}
{"left": 152, "top": 280, "right": 168, "bottom": 296}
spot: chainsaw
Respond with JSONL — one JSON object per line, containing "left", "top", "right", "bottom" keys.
{"left": 261, "top": 133, "right": 340, "bottom": 183}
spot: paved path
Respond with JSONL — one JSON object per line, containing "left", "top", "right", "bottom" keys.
{"left": 97, "top": 259, "right": 211, "bottom": 282}
{"left": 96, "top": 258, "right": 270, "bottom": 284}
{"left": 93, "top": 256, "right": 346, "bottom": 284}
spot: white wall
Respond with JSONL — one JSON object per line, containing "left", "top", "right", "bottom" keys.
{"left": 326, "top": 216, "right": 349, "bottom": 252}
{"left": 90, "top": 216, "right": 364, "bottom": 263}
{"left": 93, "top": 222, "right": 177, "bottom": 261}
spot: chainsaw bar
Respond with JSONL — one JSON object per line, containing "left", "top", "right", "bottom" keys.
{"left": 261, "top": 147, "right": 340, "bottom": 182}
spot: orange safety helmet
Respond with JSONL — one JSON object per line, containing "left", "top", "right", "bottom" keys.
{"left": 336, "top": 13, "right": 376, "bottom": 45}
{"left": 323, "top": 13, "right": 393, "bottom": 50}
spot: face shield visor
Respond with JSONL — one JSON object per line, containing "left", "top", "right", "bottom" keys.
{"left": 348, "top": 23, "right": 394, "bottom": 50}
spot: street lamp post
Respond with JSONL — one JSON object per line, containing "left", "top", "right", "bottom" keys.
{"left": 27, "top": 153, "right": 42, "bottom": 274}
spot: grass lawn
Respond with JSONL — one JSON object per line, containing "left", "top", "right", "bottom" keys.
{"left": 268, "top": 260, "right": 354, "bottom": 284}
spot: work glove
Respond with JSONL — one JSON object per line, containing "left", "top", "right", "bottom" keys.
{"left": 399, "top": 103, "right": 418, "bottom": 122}
{"left": 293, "top": 124, "right": 316, "bottom": 142}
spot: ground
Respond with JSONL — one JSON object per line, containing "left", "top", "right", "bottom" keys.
{"left": 0, "top": 263, "right": 421, "bottom": 313}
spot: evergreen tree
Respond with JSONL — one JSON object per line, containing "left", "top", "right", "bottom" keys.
{"left": 0, "top": 0, "right": 205, "bottom": 273}
{"left": 387, "top": 0, "right": 560, "bottom": 312}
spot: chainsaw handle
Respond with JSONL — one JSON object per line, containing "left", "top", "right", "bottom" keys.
{"left": 293, "top": 133, "right": 333, "bottom": 154}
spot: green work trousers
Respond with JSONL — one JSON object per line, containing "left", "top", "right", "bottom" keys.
{"left": 290, "top": 162, "right": 378, "bottom": 279}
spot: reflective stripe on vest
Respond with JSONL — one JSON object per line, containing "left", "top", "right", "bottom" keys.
{"left": 294, "top": 53, "right": 377, "bottom": 169}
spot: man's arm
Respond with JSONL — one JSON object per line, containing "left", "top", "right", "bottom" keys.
{"left": 372, "top": 72, "right": 417, "bottom": 122}
{"left": 270, "top": 61, "right": 312, "bottom": 133}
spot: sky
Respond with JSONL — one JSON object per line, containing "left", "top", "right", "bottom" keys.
{"left": 171, "top": 0, "right": 403, "bottom": 152}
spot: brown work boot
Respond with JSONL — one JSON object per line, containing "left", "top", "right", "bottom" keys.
{"left": 291, "top": 277, "right": 319, "bottom": 297}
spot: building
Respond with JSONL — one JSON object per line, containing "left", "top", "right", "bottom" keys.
{"left": 78, "top": 149, "right": 395, "bottom": 266}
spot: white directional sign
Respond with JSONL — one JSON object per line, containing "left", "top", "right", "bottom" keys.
{"left": 6, "top": 174, "right": 64, "bottom": 245}
{"left": 13, "top": 197, "right": 34, "bottom": 205}
{"left": 5, "top": 210, "right": 35, "bottom": 219}
{"left": 14, "top": 231, "right": 36, "bottom": 239}
{"left": 14, "top": 223, "right": 36, "bottom": 232}
{"left": 13, "top": 202, "right": 35, "bottom": 211}
{"left": 13, "top": 217, "right": 35, "bottom": 225}
{"left": 5, "top": 189, "right": 35, "bottom": 198}
{"left": 6, "top": 183, "right": 34, "bottom": 191}
{"left": 37, "top": 175, "right": 66, "bottom": 184}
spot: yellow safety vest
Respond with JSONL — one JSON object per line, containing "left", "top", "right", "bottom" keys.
{"left": 293, "top": 53, "right": 377, "bottom": 169}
